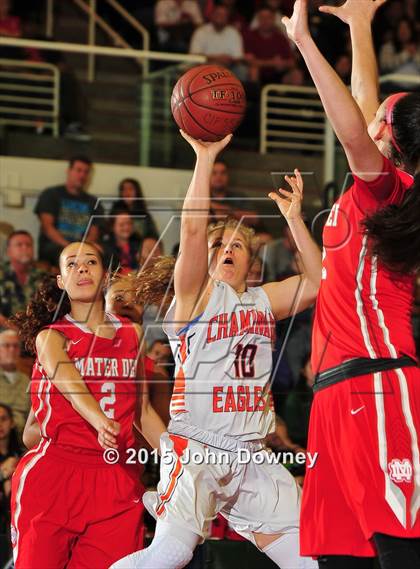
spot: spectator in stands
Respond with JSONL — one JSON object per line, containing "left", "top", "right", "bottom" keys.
{"left": 0, "top": 403, "right": 22, "bottom": 562}
{"left": 250, "top": 0, "right": 286, "bottom": 30}
{"left": 110, "top": 178, "right": 159, "bottom": 241}
{"left": 189, "top": 4, "right": 247, "bottom": 81}
{"left": 0, "top": 231, "right": 45, "bottom": 329}
{"left": 205, "top": 0, "right": 247, "bottom": 32}
{"left": 102, "top": 210, "right": 142, "bottom": 272}
{"left": 209, "top": 160, "right": 260, "bottom": 226}
{"left": 154, "top": 0, "right": 203, "bottom": 53}
{"left": 0, "top": 0, "right": 41, "bottom": 61}
{"left": 244, "top": 6, "right": 295, "bottom": 84}
{"left": 379, "top": 18, "right": 420, "bottom": 79}
{"left": 0, "top": 330, "right": 30, "bottom": 437}
{"left": 263, "top": 225, "right": 295, "bottom": 282}
{"left": 34, "top": 156, "right": 104, "bottom": 266}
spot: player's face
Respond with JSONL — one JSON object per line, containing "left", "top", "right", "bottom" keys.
{"left": 105, "top": 281, "right": 144, "bottom": 323}
{"left": 208, "top": 228, "right": 251, "bottom": 291}
{"left": 368, "top": 99, "right": 392, "bottom": 158}
{"left": 58, "top": 243, "right": 105, "bottom": 302}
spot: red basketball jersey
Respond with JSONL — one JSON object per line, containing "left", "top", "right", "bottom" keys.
{"left": 312, "top": 157, "right": 417, "bottom": 373}
{"left": 32, "top": 312, "right": 139, "bottom": 453}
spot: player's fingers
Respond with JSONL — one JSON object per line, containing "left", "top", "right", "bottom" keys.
{"left": 268, "top": 192, "right": 286, "bottom": 205}
{"left": 278, "top": 188, "right": 293, "bottom": 200}
{"left": 219, "top": 133, "right": 233, "bottom": 147}
{"left": 284, "top": 175, "right": 300, "bottom": 195}
{"left": 294, "top": 168, "right": 304, "bottom": 194}
{"left": 102, "top": 432, "right": 118, "bottom": 446}
{"left": 318, "top": 5, "right": 337, "bottom": 16}
{"left": 179, "top": 129, "right": 196, "bottom": 144}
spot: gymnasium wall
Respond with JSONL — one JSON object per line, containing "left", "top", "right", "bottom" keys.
{"left": 0, "top": 156, "right": 193, "bottom": 255}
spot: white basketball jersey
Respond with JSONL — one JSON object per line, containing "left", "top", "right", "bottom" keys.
{"left": 163, "top": 281, "right": 276, "bottom": 441}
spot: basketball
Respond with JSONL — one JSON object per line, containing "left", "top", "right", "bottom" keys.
{"left": 171, "top": 64, "right": 246, "bottom": 142}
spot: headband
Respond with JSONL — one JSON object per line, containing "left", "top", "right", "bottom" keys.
{"left": 385, "top": 92, "right": 408, "bottom": 154}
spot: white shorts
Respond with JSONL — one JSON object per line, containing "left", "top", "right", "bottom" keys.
{"left": 143, "top": 423, "right": 301, "bottom": 543}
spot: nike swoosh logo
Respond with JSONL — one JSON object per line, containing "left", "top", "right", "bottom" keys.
{"left": 351, "top": 406, "right": 365, "bottom": 415}
{"left": 71, "top": 338, "right": 82, "bottom": 345}
{"left": 133, "top": 498, "right": 141, "bottom": 503}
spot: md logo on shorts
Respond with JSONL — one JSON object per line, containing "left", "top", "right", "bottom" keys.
{"left": 10, "top": 524, "right": 17, "bottom": 546}
{"left": 388, "top": 458, "right": 413, "bottom": 483}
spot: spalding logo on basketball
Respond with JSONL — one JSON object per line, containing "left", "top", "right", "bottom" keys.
{"left": 171, "top": 64, "right": 246, "bottom": 142}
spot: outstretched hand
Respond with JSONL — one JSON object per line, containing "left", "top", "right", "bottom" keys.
{"left": 269, "top": 169, "right": 303, "bottom": 221}
{"left": 180, "top": 130, "right": 233, "bottom": 160}
{"left": 319, "top": 0, "right": 387, "bottom": 24}
{"left": 282, "top": 0, "right": 310, "bottom": 46}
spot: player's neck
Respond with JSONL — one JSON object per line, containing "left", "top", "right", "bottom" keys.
{"left": 69, "top": 300, "right": 107, "bottom": 335}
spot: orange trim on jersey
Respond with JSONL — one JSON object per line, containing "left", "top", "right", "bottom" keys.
{"left": 170, "top": 334, "right": 188, "bottom": 414}
{"left": 156, "top": 435, "right": 188, "bottom": 516}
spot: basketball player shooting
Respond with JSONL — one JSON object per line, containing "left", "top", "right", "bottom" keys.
{"left": 111, "top": 130, "right": 321, "bottom": 569}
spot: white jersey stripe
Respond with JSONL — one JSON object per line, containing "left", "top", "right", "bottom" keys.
{"left": 355, "top": 236, "right": 376, "bottom": 358}
{"left": 369, "top": 255, "right": 420, "bottom": 526}
{"left": 13, "top": 438, "right": 51, "bottom": 565}
{"left": 355, "top": 238, "right": 408, "bottom": 526}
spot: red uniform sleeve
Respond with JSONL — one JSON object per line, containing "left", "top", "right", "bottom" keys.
{"left": 351, "top": 156, "right": 412, "bottom": 212}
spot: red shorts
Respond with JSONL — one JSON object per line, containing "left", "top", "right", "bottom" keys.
{"left": 301, "top": 365, "right": 420, "bottom": 557}
{"left": 11, "top": 440, "right": 145, "bottom": 569}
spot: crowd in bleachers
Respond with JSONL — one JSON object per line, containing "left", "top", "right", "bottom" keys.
{"left": 1, "top": 0, "right": 419, "bottom": 89}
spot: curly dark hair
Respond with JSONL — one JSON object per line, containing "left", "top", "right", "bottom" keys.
{"left": 363, "top": 92, "right": 420, "bottom": 274}
{"left": 11, "top": 275, "right": 71, "bottom": 355}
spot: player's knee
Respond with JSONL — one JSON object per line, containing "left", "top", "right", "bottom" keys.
{"left": 110, "top": 534, "right": 194, "bottom": 569}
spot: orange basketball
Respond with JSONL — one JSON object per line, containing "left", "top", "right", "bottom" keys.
{"left": 171, "top": 64, "right": 246, "bottom": 142}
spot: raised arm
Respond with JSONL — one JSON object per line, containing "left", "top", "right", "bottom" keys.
{"left": 36, "top": 328, "right": 120, "bottom": 449}
{"left": 174, "top": 130, "right": 232, "bottom": 325}
{"left": 319, "top": 0, "right": 387, "bottom": 125}
{"left": 283, "top": 0, "right": 383, "bottom": 181}
{"left": 263, "top": 169, "right": 321, "bottom": 320}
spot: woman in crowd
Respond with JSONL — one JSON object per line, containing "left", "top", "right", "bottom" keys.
{"left": 283, "top": 2, "right": 420, "bottom": 568}
{"left": 102, "top": 209, "right": 142, "bottom": 272}
{"left": 379, "top": 18, "right": 420, "bottom": 80}
{"left": 110, "top": 178, "right": 159, "bottom": 242}
{"left": 11, "top": 241, "right": 165, "bottom": 568}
